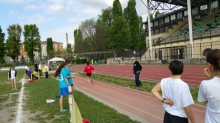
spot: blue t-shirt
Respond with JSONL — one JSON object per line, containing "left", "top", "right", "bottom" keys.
{"left": 58, "top": 69, "right": 68, "bottom": 88}
{"left": 65, "top": 66, "right": 73, "bottom": 85}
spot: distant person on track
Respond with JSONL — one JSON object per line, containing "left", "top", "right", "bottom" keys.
{"left": 84, "top": 61, "right": 95, "bottom": 87}
{"left": 131, "top": 57, "right": 142, "bottom": 87}
{"left": 54, "top": 62, "right": 70, "bottom": 112}
{"left": 8, "top": 67, "right": 17, "bottom": 90}
{"left": 151, "top": 60, "right": 196, "bottom": 123}
{"left": 65, "top": 59, "right": 75, "bottom": 93}
{"left": 197, "top": 49, "right": 220, "bottom": 123}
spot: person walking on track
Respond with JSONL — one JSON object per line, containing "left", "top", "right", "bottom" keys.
{"left": 84, "top": 61, "right": 95, "bottom": 87}
{"left": 131, "top": 57, "right": 142, "bottom": 87}
{"left": 198, "top": 49, "right": 220, "bottom": 123}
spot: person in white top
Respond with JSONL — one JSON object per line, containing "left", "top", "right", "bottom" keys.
{"left": 38, "top": 62, "right": 42, "bottom": 77}
{"left": 25, "top": 64, "right": 29, "bottom": 75}
{"left": 197, "top": 49, "right": 220, "bottom": 123}
{"left": 8, "top": 67, "right": 17, "bottom": 90}
{"left": 45, "top": 63, "right": 49, "bottom": 78}
{"left": 151, "top": 60, "right": 196, "bottom": 123}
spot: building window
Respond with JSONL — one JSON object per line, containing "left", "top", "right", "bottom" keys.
{"left": 177, "top": 12, "right": 182, "bottom": 19}
{"left": 171, "top": 14, "right": 176, "bottom": 20}
{"left": 165, "top": 16, "right": 169, "bottom": 23}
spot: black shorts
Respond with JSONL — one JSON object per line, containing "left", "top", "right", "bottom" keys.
{"left": 71, "top": 84, "right": 73, "bottom": 86}
{"left": 86, "top": 73, "right": 92, "bottom": 76}
{"left": 164, "top": 111, "right": 188, "bottom": 123}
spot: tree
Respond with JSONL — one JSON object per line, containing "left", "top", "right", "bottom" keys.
{"left": 6, "top": 24, "right": 22, "bottom": 64}
{"left": 137, "top": 16, "right": 146, "bottom": 50}
{"left": 66, "top": 43, "right": 73, "bottom": 54}
{"left": 79, "top": 18, "right": 97, "bottom": 52}
{"left": 124, "top": 0, "right": 139, "bottom": 49}
{"left": 95, "top": 19, "right": 109, "bottom": 51}
{"left": 46, "top": 37, "right": 54, "bottom": 59}
{"left": 108, "top": 16, "right": 131, "bottom": 50}
{"left": 54, "top": 49, "right": 62, "bottom": 56}
{"left": 155, "top": 10, "right": 160, "bottom": 18}
{"left": 112, "top": 0, "right": 123, "bottom": 17}
{"left": 146, "top": 14, "right": 154, "bottom": 21}
{"left": 0, "top": 26, "right": 6, "bottom": 63}
{"left": 74, "top": 29, "right": 83, "bottom": 53}
{"left": 99, "top": 7, "right": 113, "bottom": 30}
{"left": 23, "top": 24, "right": 41, "bottom": 63}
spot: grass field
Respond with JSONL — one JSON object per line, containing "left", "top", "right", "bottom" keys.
{"left": 76, "top": 72, "right": 207, "bottom": 106}
{"left": 23, "top": 78, "right": 140, "bottom": 123}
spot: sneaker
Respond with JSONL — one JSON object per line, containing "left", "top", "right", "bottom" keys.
{"left": 15, "top": 88, "right": 17, "bottom": 90}
{"left": 12, "top": 88, "right": 14, "bottom": 90}
{"left": 60, "top": 109, "right": 67, "bottom": 112}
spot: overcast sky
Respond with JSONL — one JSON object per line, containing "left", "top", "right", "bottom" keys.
{"left": 0, "top": 0, "right": 151, "bottom": 47}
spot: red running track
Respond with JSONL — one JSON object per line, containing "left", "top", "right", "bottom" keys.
{"left": 74, "top": 76, "right": 206, "bottom": 123}
{"left": 70, "top": 64, "right": 207, "bottom": 86}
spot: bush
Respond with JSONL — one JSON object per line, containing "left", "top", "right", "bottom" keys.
{"left": 72, "top": 57, "right": 87, "bottom": 64}
{"left": 0, "top": 63, "right": 14, "bottom": 67}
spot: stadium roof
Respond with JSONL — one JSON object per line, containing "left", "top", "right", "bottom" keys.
{"left": 152, "top": 0, "right": 217, "bottom": 8}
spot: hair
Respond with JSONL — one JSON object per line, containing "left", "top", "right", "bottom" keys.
{"left": 54, "top": 62, "right": 66, "bottom": 78}
{"left": 169, "top": 60, "right": 184, "bottom": 75}
{"left": 206, "top": 49, "right": 220, "bottom": 73}
{"left": 65, "top": 58, "right": 71, "bottom": 65}
{"left": 86, "top": 61, "right": 90, "bottom": 65}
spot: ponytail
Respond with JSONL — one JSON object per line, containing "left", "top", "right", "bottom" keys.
{"left": 54, "top": 62, "right": 66, "bottom": 78}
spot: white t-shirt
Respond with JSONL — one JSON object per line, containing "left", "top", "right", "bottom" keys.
{"left": 10, "top": 70, "right": 16, "bottom": 79}
{"left": 160, "top": 77, "right": 194, "bottom": 118}
{"left": 25, "top": 66, "right": 29, "bottom": 70}
{"left": 38, "top": 64, "right": 42, "bottom": 70}
{"left": 45, "top": 65, "right": 49, "bottom": 72}
{"left": 198, "top": 77, "right": 220, "bottom": 123}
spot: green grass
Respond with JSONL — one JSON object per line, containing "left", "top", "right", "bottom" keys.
{"left": 0, "top": 70, "right": 25, "bottom": 82}
{"left": 76, "top": 72, "right": 207, "bottom": 106}
{"left": 24, "top": 78, "right": 140, "bottom": 123}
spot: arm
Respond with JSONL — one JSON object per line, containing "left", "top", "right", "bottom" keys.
{"left": 64, "top": 78, "right": 70, "bottom": 86}
{"left": 184, "top": 106, "right": 196, "bottom": 123}
{"left": 151, "top": 83, "right": 173, "bottom": 106}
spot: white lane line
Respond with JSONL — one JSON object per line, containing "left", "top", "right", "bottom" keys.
{"left": 16, "top": 78, "right": 25, "bottom": 123}
{"left": 76, "top": 77, "right": 206, "bottom": 113}
{"left": 76, "top": 84, "right": 163, "bottom": 121}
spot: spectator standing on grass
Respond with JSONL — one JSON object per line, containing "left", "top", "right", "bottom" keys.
{"left": 54, "top": 62, "right": 70, "bottom": 112}
{"left": 34, "top": 62, "right": 38, "bottom": 72}
{"left": 8, "top": 67, "right": 17, "bottom": 90}
{"left": 151, "top": 60, "right": 196, "bottom": 123}
{"left": 45, "top": 64, "right": 49, "bottom": 78}
{"left": 65, "top": 59, "right": 75, "bottom": 93}
{"left": 197, "top": 49, "right": 220, "bottom": 123}
{"left": 84, "top": 61, "right": 95, "bottom": 87}
{"left": 131, "top": 57, "right": 142, "bottom": 87}
{"left": 25, "top": 64, "right": 29, "bottom": 75}
{"left": 38, "top": 62, "right": 42, "bottom": 77}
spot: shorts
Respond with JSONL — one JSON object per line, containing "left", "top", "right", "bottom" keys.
{"left": 164, "top": 111, "right": 188, "bottom": 123}
{"left": 71, "top": 84, "right": 73, "bottom": 86}
{"left": 86, "top": 73, "right": 92, "bottom": 76}
{"left": 59, "top": 87, "right": 69, "bottom": 96}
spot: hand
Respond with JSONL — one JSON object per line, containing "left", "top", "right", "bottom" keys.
{"left": 72, "top": 75, "right": 75, "bottom": 78}
{"left": 203, "top": 68, "right": 212, "bottom": 80}
{"left": 164, "top": 99, "right": 174, "bottom": 107}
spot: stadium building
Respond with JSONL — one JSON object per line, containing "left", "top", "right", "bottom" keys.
{"left": 143, "top": 0, "right": 220, "bottom": 63}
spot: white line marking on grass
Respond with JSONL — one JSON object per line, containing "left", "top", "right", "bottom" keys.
{"left": 16, "top": 78, "right": 25, "bottom": 123}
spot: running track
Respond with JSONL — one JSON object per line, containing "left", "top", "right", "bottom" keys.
{"left": 70, "top": 64, "right": 207, "bottom": 86}
{"left": 74, "top": 76, "right": 206, "bottom": 123}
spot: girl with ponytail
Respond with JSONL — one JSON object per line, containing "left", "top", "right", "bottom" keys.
{"left": 54, "top": 62, "right": 70, "bottom": 112}
{"left": 198, "top": 49, "right": 220, "bottom": 123}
